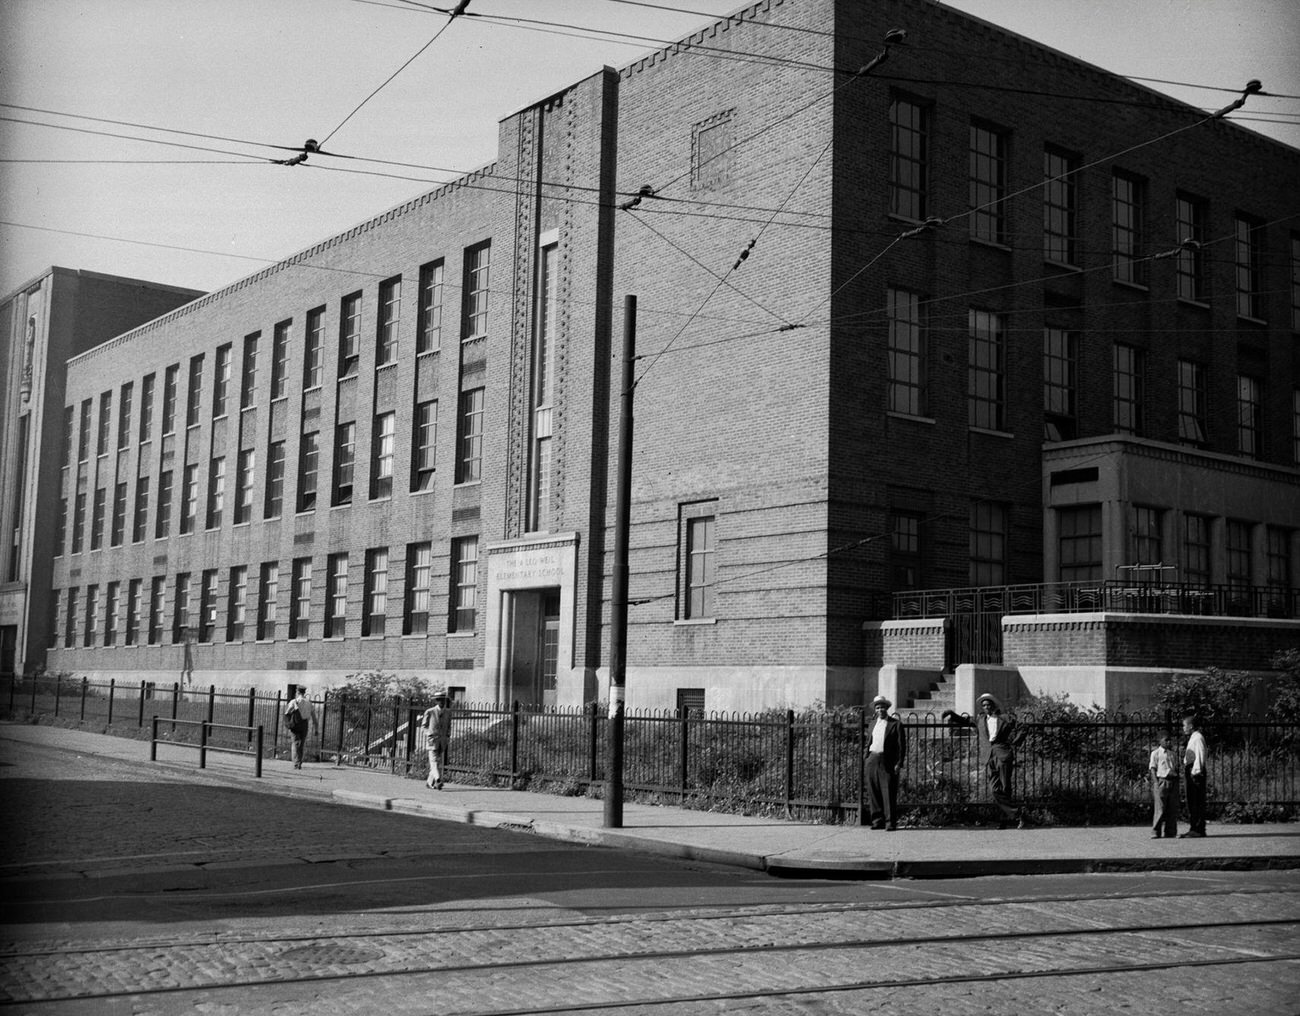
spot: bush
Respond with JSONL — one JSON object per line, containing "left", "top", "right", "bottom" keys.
{"left": 1266, "top": 648, "right": 1300, "bottom": 724}
{"left": 1156, "top": 667, "right": 1254, "bottom": 724}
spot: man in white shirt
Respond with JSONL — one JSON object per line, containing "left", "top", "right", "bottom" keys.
{"left": 864, "top": 695, "right": 906, "bottom": 830}
{"left": 1180, "top": 714, "right": 1208, "bottom": 837}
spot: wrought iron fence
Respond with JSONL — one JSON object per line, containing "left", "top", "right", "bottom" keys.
{"left": 4, "top": 675, "right": 1296, "bottom": 824}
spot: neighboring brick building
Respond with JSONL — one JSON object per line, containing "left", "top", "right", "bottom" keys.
{"left": 0, "top": 269, "right": 205, "bottom": 680}
{"left": 42, "top": 0, "right": 1300, "bottom": 710}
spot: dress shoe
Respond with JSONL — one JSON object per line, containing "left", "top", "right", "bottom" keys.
{"left": 1151, "top": 833, "right": 1161, "bottom": 839}
{"left": 1178, "top": 830, "right": 1205, "bottom": 838}
{"left": 886, "top": 823, "right": 897, "bottom": 831}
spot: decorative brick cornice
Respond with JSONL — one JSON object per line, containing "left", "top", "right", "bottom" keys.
{"left": 620, "top": 1, "right": 780, "bottom": 79}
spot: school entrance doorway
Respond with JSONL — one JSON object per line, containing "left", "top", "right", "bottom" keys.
{"left": 503, "top": 588, "right": 561, "bottom": 707}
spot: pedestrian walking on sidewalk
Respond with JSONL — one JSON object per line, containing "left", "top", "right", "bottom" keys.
{"left": 420, "top": 691, "right": 452, "bottom": 789}
{"left": 1180, "top": 714, "right": 1208, "bottom": 838}
{"left": 943, "top": 693, "right": 1029, "bottom": 829}
{"left": 284, "top": 686, "right": 315, "bottom": 769}
{"left": 864, "top": 695, "right": 907, "bottom": 830}
{"left": 1148, "top": 732, "right": 1180, "bottom": 838}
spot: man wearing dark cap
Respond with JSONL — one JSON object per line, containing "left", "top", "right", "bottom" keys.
{"left": 943, "top": 693, "right": 1028, "bottom": 829}
{"left": 865, "top": 694, "right": 906, "bottom": 830}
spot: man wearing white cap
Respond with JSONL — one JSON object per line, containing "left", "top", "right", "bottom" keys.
{"left": 943, "top": 693, "right": 1028, "bottom": 829}
{"left": 865, "top": 694, "right": 907, "bottom": 830}
{"left": 420, "top": 690, "right": 452, "bottom": 790}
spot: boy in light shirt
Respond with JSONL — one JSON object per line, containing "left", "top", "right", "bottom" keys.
{"left": 1148, "top": 733, "right": 1179, "bottom": 839}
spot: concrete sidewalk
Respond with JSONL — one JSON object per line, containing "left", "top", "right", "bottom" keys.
{"left": 5, "top": 721, "right": 1299, "bottom": 879}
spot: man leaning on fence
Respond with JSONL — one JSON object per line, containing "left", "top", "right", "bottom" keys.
{"left": 943, "top": 693, "right": 1029, "bottom": 829}
{"left": 284, "top": 686, "right": 315, "bottom": 769}
{"left": 865, "top": 694, "right": 906, "bottom": 830}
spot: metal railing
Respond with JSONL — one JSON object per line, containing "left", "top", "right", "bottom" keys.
{"left": 150, "top": 716, "right": 264, "bottom": 776}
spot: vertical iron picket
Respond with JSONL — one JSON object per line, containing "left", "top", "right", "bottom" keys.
{"left": 510, "top": 701, "right": 521, "bottom": 782}
{"left": 335, "top": 692, "right": 344, "bottom": 763}
{"left": 247, "top": 687, "right": 256, "bottom": 745}
{"left": 138, "top": 680, "right": 146, "bottom": 727}
{"left": 54, "top": 673, "right": 61, "bottom": 717}
{"left": 80, "top": 676, "right": 87, "bottom": 720}
{"left": 107, "top": 678, "right": 115, "bottom": 725}
{"left": 206, "top": 685, "right": 214, "bottom": 724}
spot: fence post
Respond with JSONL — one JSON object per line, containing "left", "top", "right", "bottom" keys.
{"left": 785, "top": 709, "right": 795, "bottom": 818}
{"left": 274, "top": 691, "right": 283, "bottom": 759}
{"left": 589, "top": 701, "right": 599, "bottom": 782}
{"left": 364, "top": 694, "right": 373, "bottom": 763}
{"left": 857, "top": 707, "right": 867, "bottom": 827}
{"left": 54, "top": 673, "right": 62, "bottom": 717}
{"left": 391, "top": 696, "right": 401, "bottom": 774}
{"left": 511, "top": 700, "right": 521, "bottom": 783}
{"left": 206, "top": 685, "right": 215, "bottom": 724}
{"left": 199, "top": 720, "right": 208, "bottom": 769}
{"left": 255, "top": 725, "right": 264, "bottom": 777}
{"left": 247, "top": 687, "right": 256, "bottom": 745}
{"left": 171, "top": 681, "right": 179, "bottom": 727}
{"left": 80, "top": 677, "right": 87, "bottom": 720}
{"left": 318, "top": 691, "right": 328, "bottom": 761}
{"left": 150, "top": 716, "right": 158, "bottom": 761}
{"left": 335, "top": 693, "right": 345, "bottom": 764}
{"left": 679, "top": 708, "right": 690, "bottom": 800}
{"left": 404, "top": 706, "right": 417, "bottom": 775}
{"left": 31, "top": 673, "right": 38, "bottom": 712}
{"left": 107, "top": 678, "right": 115, "bottom": 726}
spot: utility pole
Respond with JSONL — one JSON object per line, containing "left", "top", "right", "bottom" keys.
{"left": 604, "top": 295, "right": 635, "bottom": 828}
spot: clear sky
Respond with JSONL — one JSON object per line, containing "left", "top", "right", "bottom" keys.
{"left": 1, "top": 0, "right": 1297, "bottom": 299}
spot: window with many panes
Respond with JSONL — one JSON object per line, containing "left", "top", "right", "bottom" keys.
{"left": 118, "top": 382, "right": 133, "bottom": 449}
{"left": 325, "top": 553, "right": 348, "bottom": 638}
{"left": 227, "top": 565, "right": 247, "bottom": 641}
{"left": 1235, "top": 215, "right": 1264, "bottom": 320}
{"left": 90, "top": 487, "right": 106, "bottom": 550}
{"left": 55, "top": 498, "right": 67, "bottom": 556}
{"left": 363, "top": 548, "right": 388, "bottom": 637}
{"left": 199, "top": 569, "right": 218, "bottom": 642}
{"left": 970, "top": 502, "right": 1006, "bottom": 586}
{"left": 84, "top": 584, "right": 99, "bottom": 647}
{"left": 332, "top": 422, "right": 355, "bottom": 506}
{"left": 148, "top": 577, "right": 165, "bottom": 645}
{"left": 172, "top": 572, "right": 191, "bottom": 643}
{"left": 77, "top": 399, "right": 92, "bottom": 462}
{"left": 1043, "top": 328, "right": 1076, "bottom": 441}
{"left": 303, "top": 307, "right": 324, "bottom": 388}
{"left": 1266, "top": 527, "right": 1292, "bottom": 591}
{"left": 234, "top": 449, "right": 254, "bottom": 524}
{"left": 49, "top": 590, "right": 62, "bottom": 648}
{"left": 213, "top": 343, "right": 231, "bottom": 417}
{"left": 257, "top": 562, "right": 278, "bottom": 641}
{"left": 1226, "top": 520, "right": 1252, "bottom": 590}
{"left": 376, "top": 277, "right": 401, "bottom": 366}
{"left": 1043, "top": 147, "right": 1077, "bottom": 265}
{"left": 61, "top": 406, "right": 74, "bottom": 469}
{"left": 968, "top": 309, "right": 1004, "bottom": 430}
{"left": 463, "top": 243, "right": 491, "bottom": 341}
{"left": 890, "top": 511, "right": 924, "bottom": 589}
{"left": 1238, "top": 375, "right": 1262, "bottom": 458}
{"left": 105, "top": 581, "right": 120, "bottom": 646}
{"left": 969, "top": 123, "right": 1006, "bottom": 244}
{"left": 1112, "top": 170, "right": 1146, "bottom": 286}
{"left": 889, "top": 95, "right": 927, "bottom": 220}
{"left": 529, "top": 243, "right": 558, "bottom": 532}
{"left": 241, "top": 332, "right": 259, "bottom": 409}
{"left": 403, "top": 542, "right": 432, "bottom": 635}
{"left": 179, "top": 464, "right": 198, "bottom": 534}
{"left": 1183, "top": 514, "right": 1211, "bottom": 586}
{"left": 155, "top": 470, "right": 172, "bottom": 538}
{"left": 185, "top": 354, "right": 203, "bottom": 428}
{"left": 161, "top": 364, "right": 179, "bottom": 435}
{"left": 887, "top": 288, "right": 925, "bottom": 416}
{"left": 411, "top": 400, "right": 437, "bottom": 492}
{"left": 416, "top": 259, "right": 444, "bottom": 354}
{"left": 1131, "top": 506, "right": 1163, "bottom": 565}
{"left": 71, "top": 491, "right": 86, "bottom": 552}
{"left": 448, "top": 537, "right": 478, "bottom": 633}
{"left": 1113, "top": 344, "right": 1144, "bottom": 435}
{"left": 297, "top": 431, "right": 319, "bottom": 513}
{"left": 271, "top": 320, "right": 290, "bottom": 400}
{"left": 265, "top": 441, "right": 285, "bottom": 518}
{"left": 370, "top": 412, "right": 395, "bottom": 499}
{"left": 456, "top": 388, "right": 484, "bottom": 484}
{"left": 338, "top": 292, "right": 361, "bottom": 377}
{"left": 65, "top": 588, "right": 78, "bottom": 647}
{"left": 681, "top": 505, "right": 717, "bottom": 620}
{"left": 139, "top": 373, "right": 155, "bottom": 442}
{"left": 1177, "top": 360, "right": 1207, "bottom": 446}
{"left": 290, "top": 558, "right": 312, "bottom": 639}
{"left": 1175, "top": 194, "right": 1207, "bottom": 302}
{"left": 1058, "top": 504, "right": 1102, "bottom": 582}
{"left": 111, "top": 482, "right": 127, "bottom": 546}
{"left": 97, "top": 391, "right": 112, "bottom": 456}
{"left": 127, "top": 578, "right": 143, "bottom": 645}
{"left": 206, "top": 457, "right": 225, "bottom": 529}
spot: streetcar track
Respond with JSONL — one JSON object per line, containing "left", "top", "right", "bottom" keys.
{"left": 2, "top": 915, "right": 1295, "bottom": 1004}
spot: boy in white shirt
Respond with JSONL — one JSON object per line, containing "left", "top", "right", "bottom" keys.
{"left": 1148, "top": 733, "right": 1179, "bottom": 838}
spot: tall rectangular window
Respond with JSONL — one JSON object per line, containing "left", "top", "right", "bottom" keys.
{"left": 96, "top": 391, "right": 112, "bottom": 456}
{"left": 227, "top": 565, "right": 247, "bottom": 641}
{"left": 49, "top": 590, "right": 62, "bottom": 648}
{"left": 325, "top": 553, "right": 348, "bottom": 638}
{"left": 416, "top": 259, "right": 444, "bottom": 354}
{"left": 448, "top": 537, "right": 478, "bottom": 633}
{"left": 890, "top": 511, "right": 923, "bottom": 589}
{"left": 78, "top": 399, "right": 92, "bottom": 461}
{"left": 1237, "top": 375, "right": 1262, "bottom": 458}
{"left": 303, "top": 307, "right": 324, "bottom": 388}
{"left": 240, "top": 332, "right": 259, "bottom": 409}
{"left": 84, "top": 584, "right": 99, "bottom": 647}
{"left": 172, "top": 572, "right": 191, "bottom": 643}
{"left": 1058, "top": 505, "right": 1102, "bottom": 582}
{"left": 297, "top": 431, "right": 319, "bottom": 512}
{"left": 198, "top": 569, "right": 218, "bottom": 642}
{"left": 1043, "top": 328, "right": 1076, "bottom": 441}
{"left": 370, "top": 412, "right": 395, "bottom": 499}
{"left": 1183, "top": 514, "right": 1211, "bottom": 586}
{"left": 968, "top": 309, "right": 1004, "bottom": 430}
{"left": 970, "top": 502, "right": 1007, "bottom": 586}
{"left": 148, "top": 576, "right": 165, "bottom": 645}
{"left": 257, "top": 561, "right": 279, "bottom": 641}
{"left": 1043, "top": 147, "right": 1077, "bottom": 264}
{"left": 363, "top": 547, "right": 388, "bottom": 637}
{"left": 1235, "top": 215, "right": 1264, "bottom": 319}
{"left": 290, "top": 557, "right": 312, "bottom": 640}
{"left": 411, "top": 400, "right": 437, "bottom": 492}
{"left": 61, "top": 406, "right": 74, "bottom": 469}
{"left": 889, "top": 95, "right": 927, "bottom": 220}
{"left": 155, "top": 470, "right": 172, "bottom": 538}
{"left": 179, "top": 463, "right": 198, "bottom": 534}
{"left": 1131, "top": 506, "right": 1163, "bottom": 565}
{"left": 332, "top": 422, "right": 356, "bottom": 506}
{"left": 1113, "top": 344, "right": 1144, "bottom": 435}
{"left": 338, "top": 292, "right": 361, "bottom": 377}
{"left": 234, "top": 449, "right": 255, "bottom": 524}
{"left": 105, "top": 580, "right": 120, "bottom": 646}
{"left": 118, "top": 382, "right": 133, "bottom": 450}
{"left": 403, "top": 542, "right": 432, "bottom": 635}
{"left": 1175, "top": 193, "right": 1207, "bottom": 301}
{"left": 1112, "top": 170, "right": 1147, "bottom": 286}
{"left": 265, "top": 440, "right": 285, "bottom": 518}
{"left": 969, "top": 123, "right": 1006, "bottom": 244}
{"left": 1291, "top": 235, "right": 1300, "bottom": 331}
{"left": 90, "top": 487, "right": 106, "bottom": 550}
{"left": 161, "top": 364, "right": 179, "bottom": 435}
{"left": 376, "top": 276, "right": 401, "bottom": 366}
{"left": 1227, "top": 520, "right": 1252, "bottom": 590}
{"left": 125, "top": 578, "right": 142, "bottom": 646}
{"left": 133, "top": 476, "right": 150, "bottom": 542}
{"left": 271, "top": 320, "right": 290, "bottom": 400}
{"left": 65, "top": 587, "right": 79, "bottom": 647}
{"left": 110, "top": 481, "right": 127, "bottom": 547}
{"left": 463, "top": 243, "right": 491, "bottom": 340}
{"left": 72, "top": 491, "right": 86, "bottom": 552}
{"left": 684, "top": 516, "right": 716, "bottom": 619}
{"left": 1177, "top": 360, "right": 1207, "bottom": 446}
{"left": 185, "top": 354, "right": 203, "bottom": 428}
{"left": 213, "top": 343, "right": 232, "bottom": 417}
{"left": 139, "top": 373, "right": 155, "bottom": 443}
{"left": 55, "top": 498, "right": 67, "bottom": 557}
{"left": 1266, "top": 527, "right": 1292, "bottom": 591}
{"left": 529, "top": 242, "right": 558, "bottom": 532}
{"left": 206, "top": 456, "right": 225, "bottom": 529}
{"left": 887, "top": 288, "right": 925, "bottom": 416}
{"left": 456, "top": 388, "right": 484, "bottom": 483}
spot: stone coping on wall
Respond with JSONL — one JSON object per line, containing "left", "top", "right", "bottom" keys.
{"left": 1002, "top": 612, "right": 1300, "bottom": 631}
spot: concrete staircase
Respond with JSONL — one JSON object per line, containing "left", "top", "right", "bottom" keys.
{"left": 905, "top": 672, "right": 957, "bottom": 714}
